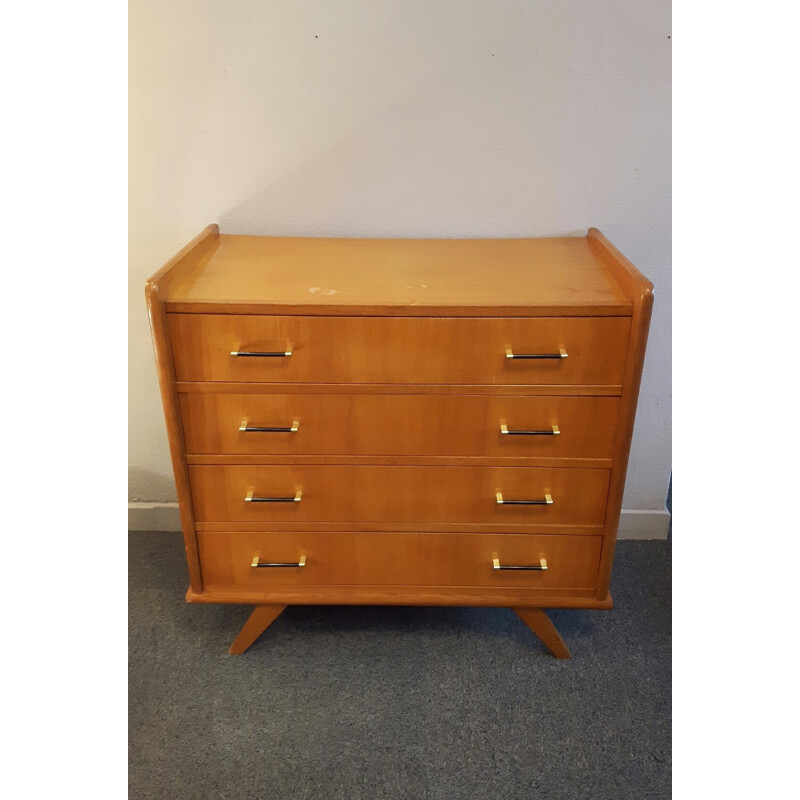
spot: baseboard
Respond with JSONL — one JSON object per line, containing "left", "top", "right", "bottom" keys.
{"left": 128, "top": 502, "right": 183, "bottom": 532}
{"left": 128, "top": 503, "right": 672, "bottom": 540}
{"left": 616, "top": 509, "right": 671, "bottom": 540}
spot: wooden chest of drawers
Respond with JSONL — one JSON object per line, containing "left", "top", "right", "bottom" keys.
{"left": 146, "top": 226, "right": 652, "bottom": 657}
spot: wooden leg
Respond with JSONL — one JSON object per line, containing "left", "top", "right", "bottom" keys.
{"left": 512, "top": 607, "right": 571, "bottom": 659}
{"left": 229, "top": 605, "right": 287, "bottom": 655}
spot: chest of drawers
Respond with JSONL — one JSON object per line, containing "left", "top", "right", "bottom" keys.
{"left": 146, "top": 226, "right": 652, "bottom": 657}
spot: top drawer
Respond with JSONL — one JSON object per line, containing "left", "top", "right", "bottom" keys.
{"left": 168, "top": 314, "right": 630, "bottom": 385}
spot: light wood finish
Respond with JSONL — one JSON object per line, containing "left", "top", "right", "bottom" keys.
{"left": 187, "top": 455, "right": 613, "bottom": 469}
{"left": 228, "top": 604, "right": 286, "bottom": 654}
{"left": 144, "top": 224, "right": 220, "bottom": 593}
{"left": 199, "top": 531, "right": 602, "bottom": 591}
{"left": 158, "top": 234, "right": 632, "bottom": 316}
{"left": 177, "top": 381, "right": 623, "bottom": 397}
{"left": 188, "top": 587, "right": 614, "bottom": 609}
{"left": 146, "top": 226, "right": 652, "bottom": 655}
{"left": 180, "top": 393, "right": 620, "bottom": 460}
{"left": 512, "top": 608, "right": 571, "bottom": 659}
{"left": 194, "top": 520, "right": 606, "bottom": 535}
{"left": 587, "top": 229, "right": 654, "bottom": 600}
{"left": 168, "top": 314, "right": 631, "bottom": 386}
{"left": 188, "top": 464, "right": 610, "bottom": 527}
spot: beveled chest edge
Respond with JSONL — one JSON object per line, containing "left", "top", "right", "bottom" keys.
{"left": 145, "top": 226, "right": 218, "bottom": 593}
{"left": 587, "top": 228, "right": 654, "bottom": 599}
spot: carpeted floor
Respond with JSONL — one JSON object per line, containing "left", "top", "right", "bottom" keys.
{"left": 129, "top": 532, "right": 671, "bottom": 800}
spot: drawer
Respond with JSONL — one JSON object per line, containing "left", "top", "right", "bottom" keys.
{"left": 188, "top": 464, "right": 610, "bottom": 527}
{"left": 198, "top": 531, "right": 603, "bottom": 590}
{"left": 168, "top": 314, "right": 630, "bottom": 385}
{"left": 181, "top": 393, "right": 620, "bottom": 459}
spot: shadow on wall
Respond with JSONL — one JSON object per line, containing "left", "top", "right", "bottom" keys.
{"left": 218, "top": 95, "right": 583, "bottom": 239}
{"left": 129, "top": 468, "right": 177, "bottom": 504}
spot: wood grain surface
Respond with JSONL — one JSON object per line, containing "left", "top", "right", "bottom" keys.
{"left": 198, "top": 531, "right": 602, "bottom": 591}
{"left": 168, "top": 313, "right": 631, "bottom": 385}
{"left": 159, "top": 234, "right": 632, "bottom": 315}
{"left": 144, "top": 224, "right": 220, "bottom": 593}
{"left": 180, "top": 392, "right": 620, "bottom": 460}
{"left": 188, "top": 464, "right": 610, "bottom": 527}
{"left": 587, "top": 228, "right": 655, "bottom": 600}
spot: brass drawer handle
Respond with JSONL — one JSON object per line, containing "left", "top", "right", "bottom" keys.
{"left": 505, "top": 346, "right": 567, "bottom": 360}
{"left": 496, "top": 491, "right": 553, "bottom": 505}
{"left": 251, "top": 554, "right": 306, "bottom": 568}
{"left": 239, "top": 419, "right": 300, "bottom": 433}
{"left": 493, "top": 557, "right": 548, "bottom": 571}
{"left": 500, "top": 423, "right": 560, "bottom": 436}
{"left": 245, "top": 489, "right": 303, "bottom": 503}
{"left": 231, "top": 346, "right": 293, "bottom": 357}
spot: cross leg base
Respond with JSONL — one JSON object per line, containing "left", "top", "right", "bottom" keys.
{"left": 229, "top": 604, "right": 287, "bottom": 654}
{"left": 512, "top": 607, "right": 571, "bottom": 659}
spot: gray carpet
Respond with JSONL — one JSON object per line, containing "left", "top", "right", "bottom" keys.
{"left": 129, "top": 532, "right": 671, "bottom": 799}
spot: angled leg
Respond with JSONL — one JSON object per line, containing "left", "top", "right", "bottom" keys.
{"left": 229, "top": 605, "right": 287, "bottom": 654}
{"left": 512, "top": 607, "right": 571, "bottom": 659}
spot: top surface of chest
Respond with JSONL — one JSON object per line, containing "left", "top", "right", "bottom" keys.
{"left": 160, "top": 233, "right": 632, "bottom": 316}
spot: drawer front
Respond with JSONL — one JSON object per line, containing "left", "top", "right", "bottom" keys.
{"left": 199, "top": 531, "right": 602, "bottom": 590}
{"left": 180, "top": 393, "right": 620, "bottom": 459}
{"left": 168, "top": 314, "right": 630, "bottom": 385}
{"left": 189, "top": 465, "right": 610, "bottom": 526}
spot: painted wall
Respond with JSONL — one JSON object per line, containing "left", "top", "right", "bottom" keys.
{"left": 129, "top": 0, "right": 671, "bottom": 514}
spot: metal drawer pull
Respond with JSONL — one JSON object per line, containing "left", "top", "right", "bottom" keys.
{"left": 245, "top": 489, "right": 303, "bottom": 503}
{"left": 493, "top": 557, "right": 548, "bottom": 571}
{"left": 251, "top": 555, "right": 307, "bottom": 568}
{"left": 505, "top": 346, "right": 567, "bottom": 359}
{"left": 239, "top": 419, "right": 300, "bottom": 433}
{"left": 231, "top": 347, "right": 293, "bottom": 357}
{"left": 500, "top": 423, "right": 560, "bottom": 436}
{"left": 496, "top": 491, "right": 553, "bottom": 505}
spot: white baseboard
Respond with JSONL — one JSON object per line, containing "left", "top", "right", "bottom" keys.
{"left": 616, "top": 509, "right": 671, "bottom": 540}
{"left": 128, "top": 502, "right": 182, "bottom": 532}
{"left": 128, "top": 502, "right": 671, "bottom": 540}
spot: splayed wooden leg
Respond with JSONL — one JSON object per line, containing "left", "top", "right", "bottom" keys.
{"left": 229, "top": 605, "right": 287, "bottom": 654}
{"left": 512, "top": 607, "right": 571, "bottom": 659}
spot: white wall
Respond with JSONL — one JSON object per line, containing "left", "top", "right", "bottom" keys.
{"left": 129, "top": 0, "right": 671, "bottom": 517}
